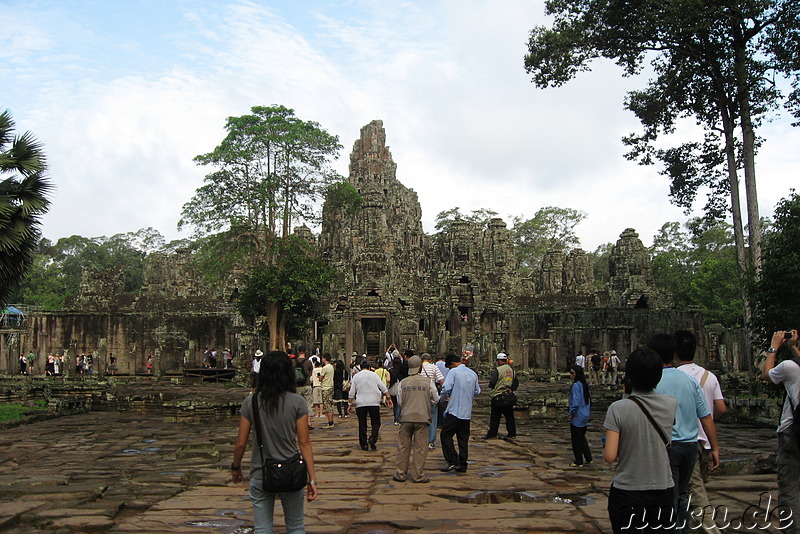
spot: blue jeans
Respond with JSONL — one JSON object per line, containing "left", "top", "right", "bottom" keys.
{"left": 669, "top": 441, "right": 697, "bottom": 534}
{"left": 428, "top": 403, "right": 438, "bottom": 444}
{"left": 249, "top": 477, "right": 305, "bottom": 534}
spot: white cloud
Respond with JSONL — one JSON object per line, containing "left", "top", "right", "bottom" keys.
{"left": 4, "top": 0, "right": 798, "bottom": 254}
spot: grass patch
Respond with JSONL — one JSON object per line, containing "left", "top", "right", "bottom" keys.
{"left": 0, "top": 400, "right": 47, "bottom": 422}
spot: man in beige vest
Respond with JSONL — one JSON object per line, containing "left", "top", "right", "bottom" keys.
{"left": 393, "top": 356, "right": 440, "bottom": 483}
{"left": 483, "top": 353, "right": 519, "bottom": 439}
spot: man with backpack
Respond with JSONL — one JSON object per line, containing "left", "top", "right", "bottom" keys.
{"left": 763, "top": 329, "right": 800, "bottom": 534}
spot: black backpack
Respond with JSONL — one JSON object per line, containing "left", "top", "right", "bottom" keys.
{"left": 294, "top": 363, "right": 307, "bottom": 386}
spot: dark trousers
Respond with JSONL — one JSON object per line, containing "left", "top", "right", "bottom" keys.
{"left": 669, "top": 441, "right": 697, "bottom": 534}
{"left": 356, "top": 405, "right": 381, "bottom": 448}
{"left": 441, "top": 414, "right": 470, "bottom": 468}
{"left": 608, "top": 484, "right": 675, "bottom": 533}
{"left": 570, "top": 424, "right": 592, "bottom": 465}
{"left": 487, "top": 398, "right": 516, "bottom": 437}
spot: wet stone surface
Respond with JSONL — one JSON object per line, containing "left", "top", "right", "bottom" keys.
{"left": 0, "top": 379, "right": 785, "bottom": 533}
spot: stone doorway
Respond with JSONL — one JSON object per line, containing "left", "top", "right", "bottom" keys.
{"left": 361, "top": 317, "right": 386, "bottom": 359}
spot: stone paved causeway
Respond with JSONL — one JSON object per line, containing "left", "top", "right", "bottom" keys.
{"left": 0, "top": 382, "right": 788, "bottom": 533}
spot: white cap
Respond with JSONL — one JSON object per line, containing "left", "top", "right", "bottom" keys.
{"left": 496, "top": 352, "right": 508, "bottom": 360}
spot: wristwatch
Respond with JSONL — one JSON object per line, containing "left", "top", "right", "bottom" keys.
{"left": 230, "top": 463, "right": 241, "bottom": 470}
{"left": 308, "top": 480, "right": 317, "bottom": 485}
{"left": 767, "top": 348, "right": 777, "bottom": 354}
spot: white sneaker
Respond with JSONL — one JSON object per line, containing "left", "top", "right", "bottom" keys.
{"left": 428, "top": 442, "right": 436, "bottom": 449}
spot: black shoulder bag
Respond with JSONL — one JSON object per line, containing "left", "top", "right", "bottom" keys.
{"left": 251, "top": 392, "right": 308, "bottom": 493}
{"left": 629, "top": 396, "right": 671, "bottom": 451}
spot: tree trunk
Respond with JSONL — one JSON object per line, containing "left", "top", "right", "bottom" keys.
{"left": 265, "top": 300, "right": 287, "bottom": 352}
{"left": 722, "top": 118, "right": 753, "bottom": 370}
{"left": 734, "top": 40, "right": 763, "bottom": 276}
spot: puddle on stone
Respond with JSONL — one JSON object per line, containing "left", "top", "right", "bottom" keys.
{"left": 184, "top": 519, "right": 243, "bottom": 529}
{"left": 216, "top": 509, "right": 245, "bottom": 517}
{"left": 121, "top": 449, "right": 143, "bottom": 454}
{"left": 143, "top": 439, "right": 158, "bottom": 443}
{"left": 143, "top": 447, "right": 160, "bottom": 452}
{"left": 458, "top": 491, "right": 593, "bottom": 506}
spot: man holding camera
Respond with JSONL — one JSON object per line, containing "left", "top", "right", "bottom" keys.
{"left": 762, "top": 329, "right": 800, "bottom": 533}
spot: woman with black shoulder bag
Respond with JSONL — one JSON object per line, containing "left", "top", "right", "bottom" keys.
{"left": 232, "top": 350, "right": 318, "bottom": 534}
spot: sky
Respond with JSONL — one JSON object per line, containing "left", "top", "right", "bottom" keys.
{"left": 2, "top": 0, "right": 799, "bottom": 252}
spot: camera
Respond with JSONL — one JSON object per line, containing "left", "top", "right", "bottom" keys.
{"left": 786, "top": 331, "right": 794, "bottom": 339}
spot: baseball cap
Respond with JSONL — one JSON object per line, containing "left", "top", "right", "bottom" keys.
{"left": 497, "top": 352, "right": 508, "bottom": 360}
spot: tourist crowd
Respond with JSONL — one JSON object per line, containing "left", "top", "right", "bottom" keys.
{"left": 232, "top": 329, "right": 800, "bottom": 534}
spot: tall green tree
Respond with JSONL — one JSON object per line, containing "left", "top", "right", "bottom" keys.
{"left": 750, "top": 192, "right": 800, "bottom": 346}
{"left": 0, "top": 109, "right": 52, "bottom": 307}
{"left": 649, "top": 219, "right": 743, "bottom": 327}
{"left": 524, "top": 0, "right": 800, "bottom": 285}
{"left": 512, "top": 206, "right": 587, "bottom": 275}
{"left": 238, "top": 236, "right": 335, "bottom": 341}
{"left": 179, "top": 105, "right": 343, "bottom": 350}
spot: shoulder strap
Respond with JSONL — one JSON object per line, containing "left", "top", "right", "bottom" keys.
{"left": 251, "top": 393, "right": 267, "bottom": 462}
{"left": 629, "top": 396, "right": 670, "bottom": 448}
{"left": 700, "top": 370, "right": 709, "bottom": 387}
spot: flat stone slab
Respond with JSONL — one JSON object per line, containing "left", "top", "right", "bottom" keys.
{"left": 0, "top": 380, "right": 783, "bottom": 533}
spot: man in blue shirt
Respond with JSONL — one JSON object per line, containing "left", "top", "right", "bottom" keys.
{"left": 439, "top": 353, "right": 481, "bottom": 473}
{"left": 649, "top": 333, "right": 720, "bottom": 533}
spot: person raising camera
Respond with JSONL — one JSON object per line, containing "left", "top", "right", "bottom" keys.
{"left": 762, "top": 329, "right": 800, "bottom": 533}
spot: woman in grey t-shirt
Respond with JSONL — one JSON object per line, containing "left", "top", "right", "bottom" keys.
{"left": 603, "top": 348, "right": 677, "bottom": 533}
{"left": 232, "top": 351, "right": 318, "bottom": 533}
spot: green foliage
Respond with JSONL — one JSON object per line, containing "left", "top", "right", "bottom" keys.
{"left": 12, "top": 229, "right": 164, "bottom": 309}
{"left": 750, "top": 192, "right": 800, "bottom": 345}
{"left": 0, "top": 109, "right": 52, "bottom": 307}
{"left": 512, "top": 206, "right": 586, "bottom": 275}
{"left": 649, "top": 219, "right": 744, "bottom": 327}
{"left": 434, "top": 207, "right": 498, "bottom": 233}
{"left": 238, "top": 236, "right": 335, "bottom": 339}
{"left": 324, "top": 181, "right": 362, "bottom": 219}
{"left": 588, "top": 242, "right": 614, "bottom": 289}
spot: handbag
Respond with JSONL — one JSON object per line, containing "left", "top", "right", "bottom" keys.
{"left": 251, "top": 393, "right": 308, "bottom": 493}
{"left": 493, "top": 389, "right": 517, "bottom": 408}
{"left": 342, "top": 379, "right": 351, "bottom": 392}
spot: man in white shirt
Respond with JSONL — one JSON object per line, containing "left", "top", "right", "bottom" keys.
{"left": 349, "top": 359, "right": 393, "bottom": 451}
{"left": 763, "top": 329, "right": 800, "bottom": 534}
{"left": 420, "top": 353, "right": 445, "bottom": 449}
{"left": 574, "top": 353, "right": 586, "bottom": 370}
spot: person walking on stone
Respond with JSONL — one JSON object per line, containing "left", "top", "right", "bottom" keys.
{"left": 348, "top": 359, "right": 393, "bottom": 451}
{"left": 393, "top": 355, "right": 439, "bottom": 483}
{"left": 319, "top": 353, "right": 336, "bottom": 429}
{"left": 590, "top": 350, "right": 602, "bottom": 385}
{"left": 231, "top": 350, "right": 318, "bottom": 534}
{"left": 440, "top": 353, "right": 480, "bottom": 473}
{"left": 568, "top": 365, "right": 592, "bottom": 467}
{"left": 483, "top": 352, "right": 518, "bottom": 439}
{"left": 603, "top": 348, "right": 677, "bottom": 533}
{"left": 420, "top": 352, "right": 444, "bottom": 449}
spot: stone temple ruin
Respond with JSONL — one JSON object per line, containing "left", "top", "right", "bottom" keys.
{"left": 2, "top": 121, "right": 743, "bottom": 375}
